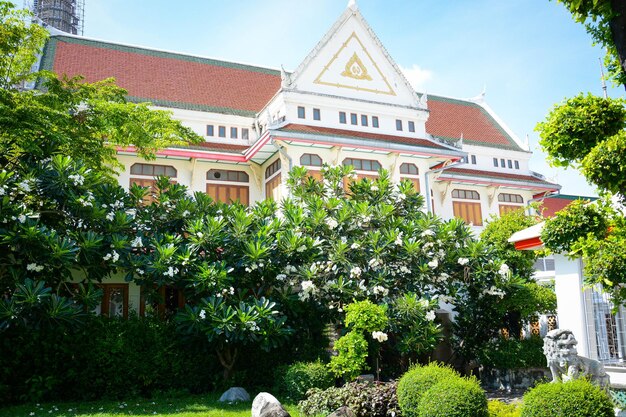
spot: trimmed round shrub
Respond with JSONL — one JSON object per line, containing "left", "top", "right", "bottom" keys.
{"left": 282, "top": 360, "right": 334, "bottom": 400}
{"left": 520, "top": 379, "right": 614, "bottom": 417}
{"left": 397, "top": 362, "right": 460, "bottom": 417}
{"left": 417, "top": 376, "right": 488, "bottom": 417}
{"left": 488, "top": 400, "right": 521, "bottom": 417}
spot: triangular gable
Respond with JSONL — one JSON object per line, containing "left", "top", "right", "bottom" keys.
{"left": 288, "top": 3, "right": 422, "bottom": 108}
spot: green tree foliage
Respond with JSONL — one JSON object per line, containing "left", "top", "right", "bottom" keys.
{"left": 536, "top": 93, "right": 626, "bottom": 169}
{"left": 0, "top": 1, "right": 202, "bottom": 177}
{"left": 481, "top": 207, "right": 541, "bottom": 280}
{"left": 537, "top": 91, "right": 626, "bottom": 304}
{"left": 555, "top": 0, "right": 626, "bottom": 87}
{"left": 0, "top": 1, "right": 48, "bottom": 87}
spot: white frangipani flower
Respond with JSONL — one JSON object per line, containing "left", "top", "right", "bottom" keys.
{"left": 458, "top": 257, "right": 469, "bottom": 266}
{"left": 425, "top": 310, "right": 436, "bottom": 321}
{"left": 372, "top": 331, "right": 388, "bottom": 342}
{"left": 130, "top": 236, "right": 143, "bottom": 248}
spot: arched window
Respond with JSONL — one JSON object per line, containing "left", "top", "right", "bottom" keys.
{"left": 207, "top": 170, "right": 249, "bottom": 183}
{"left": 400, "top": 163, "right": 419, "bottom": 175}
{"left": 300, "top": 153, "right": 323, "bottom": 181}
{"left": 300, "top": 153, "right": 323, "bottom": 167}
{"left": 130, "top": 163, "right": 177, "bottom": 177}
{"left": 343, "top": 158, "right": 382, "bottom": 172}
{"left": 451, "top": 189, "right": 480, "bottom": 200}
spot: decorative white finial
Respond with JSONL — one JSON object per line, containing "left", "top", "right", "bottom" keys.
{"left": 280, "top": 65, "right": 291, "bottom": 89}
{"left": 524, "top": 134, "right": 530, "bottom": 150}
{"left": 348, "top": 0, "right": 358, "bottom": 11}
{"left": 468, "top": 85, "right": 486, "bottom": 104}
{"left": 418, "top": 92, "right": 428, "bottom": 108}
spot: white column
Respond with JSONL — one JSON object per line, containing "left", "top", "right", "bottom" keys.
{"left": 553, "top": 254, "right": 591, "bottom": 357}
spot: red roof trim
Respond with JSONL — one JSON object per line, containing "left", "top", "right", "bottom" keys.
{"left": 437, "top": 175, "right": 559, "bottom": 191}
{"left": 272, "top": 135, "right": 462, "bottom": 160}
{"left": 514, "top": 236, "right": 543, "bottom": 250}
{"left": 117, "top": 131, "right": 273, "bottom": 162}
{"left": 278, "top": 124, "right": 452, "bottom": 150}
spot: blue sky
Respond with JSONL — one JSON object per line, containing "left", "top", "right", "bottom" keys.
{"left": 83, "top": 0, "right": 624, "bottom": 196}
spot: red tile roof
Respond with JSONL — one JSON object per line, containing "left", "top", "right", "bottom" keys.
{"left": 426, "top": 96, "right": 524, "bottom": 151}
{"left": 41, "top": 36, "right": 523, "bottom": 152}
{"left": 275, "top": 123, "right": 452, "bottom": 151}
{"left": 438, "top": 167, "right": 560, "bottom": 190}
{"left": 539, "top": 195, "right": 596, "bottom": 217}
{"left": 41, "top": 36, "right": 281, "bottom": 117}
{"left": 174, "top": 142, "right": 250, "bottom": 153}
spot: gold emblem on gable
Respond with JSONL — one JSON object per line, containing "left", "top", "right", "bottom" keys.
{"left": 341, "top": 53, "right": 372, "bottom": 80}
{"left": 313, "top": 32, "right": 396, "bottom": 96}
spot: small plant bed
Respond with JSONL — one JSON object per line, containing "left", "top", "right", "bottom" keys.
{"left": 0, "top": 393, "right": 306, "bottom": 417}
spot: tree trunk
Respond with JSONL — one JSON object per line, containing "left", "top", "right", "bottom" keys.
{"left": 609, "top": 0, "right": 626, "bottom": 88}
{"left": 216, "top": 345, "right": 238, "bottom": 381}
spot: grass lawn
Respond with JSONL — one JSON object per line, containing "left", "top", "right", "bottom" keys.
{"left": 0, "top": 392, "right": 314, "bottom": 417}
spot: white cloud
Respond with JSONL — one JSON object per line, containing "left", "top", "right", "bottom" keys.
{"left": 400, "top": 64, "right": 433, "bottom": 91}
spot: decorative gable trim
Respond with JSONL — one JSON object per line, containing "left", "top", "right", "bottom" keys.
{"left": 287, "top": 3, "right": 423, "bottom": 108}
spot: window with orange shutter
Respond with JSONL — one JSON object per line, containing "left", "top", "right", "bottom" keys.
{"left": 206, "top": 169, "right": 250, "bottom": 205}
{"left": 265, "top": 159, "right": 282, "bottom": 201}
{"left": 129, "top": 163, "right": 177, "bottom": 203}
{"left": 497, "top": 193, "right": 524, "bottom": 216}
{"left": 399, "top": 162, "right": 420, "bottom": 193}
{"left": 451, "top": 189, "right": 483, "bottom": 226}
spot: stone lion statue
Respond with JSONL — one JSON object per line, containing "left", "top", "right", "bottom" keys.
{"left": 543, "top": 329, "right": 610, "bottom": 388}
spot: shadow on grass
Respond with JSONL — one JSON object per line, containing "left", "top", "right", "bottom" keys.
{"left": 0, "top": 392, "right": 304, "bottom": 417}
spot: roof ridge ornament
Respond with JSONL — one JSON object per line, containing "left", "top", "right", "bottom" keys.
{"left": 418, "top": 92, "right": 428, "bottom": 108}
{"left": 280, "top": 65, "right": 292, "bottom": 89}
{"left": 347, "top": 0, "right": 358, "bottom": 11}
{"left": 468, "top": 84, "right": 486, "bottom": 104}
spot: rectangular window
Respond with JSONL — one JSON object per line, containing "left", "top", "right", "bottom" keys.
{"left": 140, "top": 286, "right": 185, "bottom": 317}
{"left": 350, "top": 113, "right": 358, "bottom": 125}
{"left": 507, "top": 159, "right": 512, "bottom": 169}
{"left": 313, "top": 108, "right": 321, "bottom": 121}
{"left": 453, "top": 201, "right": 483, "bottom": 226}
{"left": 471, "top": 155, "right": 476, "bottom": 164}
{"left": 361, "top": 115, "right": 368, "bottom": 126}
{"left": 206, "top": 184, "right": 250, "bottom": 206}
{"left": 265, "top": 174, "right": 282, "bottom": 201}
{"left": 493, "top": 158, "right": 498, "bottom": 167}
{"left": 514, "top": 161, "right": 519, "bottom": 169}
{"left": 401, "top": 177, "right": 420, "bottom": 193}
{"left": 242, "top": 128, "right": 249, "bottom": 140}
{"left": 396, "top": 119, "right": 403, "bottom": 131}
{"left": 297, "top": 106, "right": 305, "bottom": 119}
{"left": 499, "top": 205, "right": 522, "bottom": 215}
{"left": 408, "top": 121, "right": 415, "bottom": 132}
{"left": 218, "top": 126, "right": 226, "bottom": 138}
{"left": 130, "top": 178, "right": 158, "bottom": 204}
{"left": 372, "top": 116, "right": 379, "bottom": 128}
{"left": 230, "top": 127, "right": 238, "bottom": 139}
{"left": 97, "top": 284, "right": 129, "bottom": 318}
{"left": 339, "top": 112, "right": 347, "bottom": 124}
{"left": 206, "top": 125, "right": 214, "bottom": 136}
{"left": 500, "top": 158, "right": 505, "bottom": 167}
